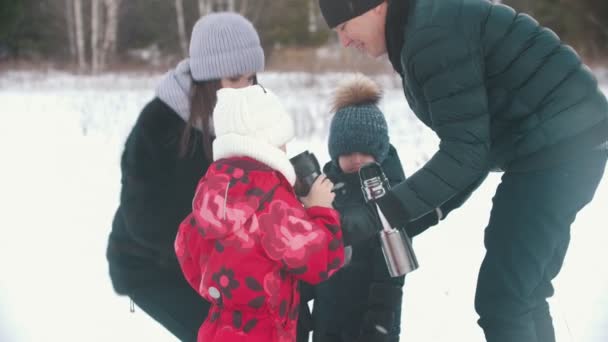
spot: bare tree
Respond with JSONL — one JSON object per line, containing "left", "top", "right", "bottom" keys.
{"left": 74, "top": 0, "right": 86, "bottom": 71}
{"left": 308, "top": 0, "right": 317, "bottom": 33}
{"left": 212, "top": 0, "right": 236, "bottom": 12}
{"left": 91, "top": 0, "right": 101, "bottom": 73}
{"left": 100, "top": 0, "right": 122, "bottom": 69}
{"left": 175, "top": 0, "right": 188, "bottom": 57}
{"left": 240, "top": 0, "right": 249, "bottom": 15}
{"left": 249, "top": 0, "right": 268, "bottom": 25}
{"left": 198, "top": 0, "right": 212, "bottom": 17}
{"left": 197, "top": 0, "right": 250, "bottom": 17}
{"left": 65, "top": 0, "right": 76, "bottom": 59}
{"left": 227, "top": 0, "right": 235, "bottom": 12}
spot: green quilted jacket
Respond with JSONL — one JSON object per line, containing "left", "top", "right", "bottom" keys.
{"left": 385, "top": 0, "right": 608, "bottom": 222}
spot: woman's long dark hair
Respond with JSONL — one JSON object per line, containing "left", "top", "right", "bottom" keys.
{"left": 179, "top": 75, "right": 258, "bottom": 160}
{"left": 179, "top": 78, "right": 221, "bottom": 160}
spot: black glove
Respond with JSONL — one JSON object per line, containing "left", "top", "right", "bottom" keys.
{"left": 376, "top": 189, "right": 440, "bottom": 238}
{"left": 375, "top": 173, "right": 488, "bottom": 238}
{"left": 374, "top": 190, "right": 410, "bottom": 230}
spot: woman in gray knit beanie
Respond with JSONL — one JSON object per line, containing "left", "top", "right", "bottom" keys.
{"left": 107, "top": 12, "right": 269, "bottom": 342}
{"left": 157, "top": 11, "right": 265, "bottom": 159}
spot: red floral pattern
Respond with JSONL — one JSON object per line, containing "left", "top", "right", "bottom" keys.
{"left": 212, "top": 267, "right": 240, "bottom": 299}
{"left": 263, "top": 270, "right": 282, "bottom": 310}
{"left": 259, "top": 200, "right": 328, "bottom": 269}
{"left": 175, "top": 157, "right": 344, "bottom": 342}
{"left": 192, "top": 173, "right": 260, "bottom": 241}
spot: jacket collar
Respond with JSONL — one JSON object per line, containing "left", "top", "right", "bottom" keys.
{"left": 213, "top": 133, "right": 296, "bottom": 186}
{"left": 385, "top": 0, "right": 412, "bottom": 76}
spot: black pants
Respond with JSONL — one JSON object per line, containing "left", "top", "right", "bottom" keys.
{"left": 298, "top": 282, "right": 315, "bottom": 342}
{"left": 129, "top": 275, "right": 211, "bottom": 342}
{"left": 475, "top": 149, "right": 607, "bottom": 342}
{"left": 312, "top": 244, "right": 403, "bottom": 342}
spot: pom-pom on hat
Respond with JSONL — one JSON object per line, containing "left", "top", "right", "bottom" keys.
{"left": 328, "top": 74, "right": 389, "bottom": 163}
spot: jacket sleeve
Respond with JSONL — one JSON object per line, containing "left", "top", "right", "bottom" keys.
{"left": 393, "top": 26, "right": 491, "bottom": 223}
{"left": 119, "top": 114, "right": 185, "bottom": 259}
{"left": 404, "top": 169, "right": 489, "bottom": 237}
{"left": 174, "top": 214, "right": 205, "bottom": 292}
{"left": 379, "top": 146, "right": 440, "bottom": 237}
{"left": 260, "top": 185, "right": 345, "bottom": 285}
{"left": 298, "top": 206, "right": 345, "bottom": 284}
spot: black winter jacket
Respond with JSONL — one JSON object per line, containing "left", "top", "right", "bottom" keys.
{"left": 106, "top": 98, "right": 211, "bottom": 294}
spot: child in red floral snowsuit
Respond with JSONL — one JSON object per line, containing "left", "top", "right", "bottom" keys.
{"left": 175, "top": 85, "right": 345, "bottom": 342}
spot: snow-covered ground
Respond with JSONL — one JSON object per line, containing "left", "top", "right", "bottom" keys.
{"left": 0, "top": 70, "right": 606, "bottom": 341}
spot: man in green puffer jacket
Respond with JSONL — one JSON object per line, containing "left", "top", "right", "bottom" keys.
{"left": 318, "top": 1, "right": 608, "bottom": 341}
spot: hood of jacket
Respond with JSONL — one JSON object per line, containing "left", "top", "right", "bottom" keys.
{"left": 191, "top": 157, "right": 288, "bottom": 240}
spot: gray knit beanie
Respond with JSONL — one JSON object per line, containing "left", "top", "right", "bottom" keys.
{"left": 156, "top": 12, "right": 264, "bottom": 125}
{"left": 189, "top": 12, "right": 264, "bottom": 81}
{"left": 328, "top": 74, "right": 389, "bottom": 163}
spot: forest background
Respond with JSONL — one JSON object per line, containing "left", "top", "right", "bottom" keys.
{"left": 1, "top": 0, "right": 607, "bottom": 73}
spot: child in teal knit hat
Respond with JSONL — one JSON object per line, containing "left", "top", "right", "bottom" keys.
{"left": 312, "top": 74, "right": 444, "bottom": 342}
{"left": 312, "top": 74, "right": 407, "bottom": 342}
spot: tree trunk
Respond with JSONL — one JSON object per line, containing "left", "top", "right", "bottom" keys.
{"left": 100, "top": 0, "right": 121, "bottom": 70}
{"left": 175, "top": 0, "right": 188, "bottom": 57}
{"left": 65, "top": 0, "right": 76, "bottom": 61}
{"left": 308, "top": 0, "right": 317, "bottom": 33}
{"left": 74, "top": 0, "right": 86, "bottom": 71}
{"left": 91, "top": 0, "right": 101, "bottom": 73}
{"left": 240, "top": 0, "right": 249, "bottom": 15}
{"left": 198, "top": 0, "right": 212, "bottom": 17}
{"left": 249, "top": 0, "right": 267, "bottom": 25}
{"left": 227, "top": 0, "right": 235, "bottom": 12}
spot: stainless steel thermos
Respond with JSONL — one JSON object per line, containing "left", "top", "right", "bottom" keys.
{"left": 359, "top": 162, "right": 419, "bottom": 277}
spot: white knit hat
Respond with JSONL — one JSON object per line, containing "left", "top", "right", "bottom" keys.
{"left": 212, "top": 85, "right": 296, "bottom": 184}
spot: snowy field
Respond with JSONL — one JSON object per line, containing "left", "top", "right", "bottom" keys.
{"left": 0, "top": 70, "right": 606, "bottom": 342}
